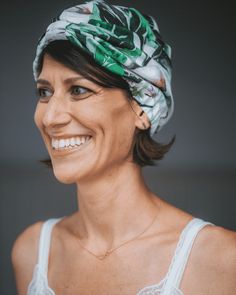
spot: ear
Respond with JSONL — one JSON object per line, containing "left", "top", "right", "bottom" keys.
{"left": 130, "top": 99, "right": 151, "bottom": 131}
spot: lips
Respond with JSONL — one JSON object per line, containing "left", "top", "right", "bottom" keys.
{"left": 51, "top": 135, "right": 92, "bottom": 150}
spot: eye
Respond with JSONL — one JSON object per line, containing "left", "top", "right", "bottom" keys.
{"left": 70, "top": 85, "right": 92, "bottom": 100}
{"left": 35, "top": 87, "right": 53, "bottom": 101}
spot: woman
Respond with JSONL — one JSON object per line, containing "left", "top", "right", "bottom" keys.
{"left": 12, "top": 1, "right": 236, "bottom": 294}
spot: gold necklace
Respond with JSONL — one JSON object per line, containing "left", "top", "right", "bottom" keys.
{"left": 73, "top": 211, "right": 158, "bottom": 260}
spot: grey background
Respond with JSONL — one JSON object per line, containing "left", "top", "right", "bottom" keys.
{"left": 1, "top": 0, "right": 235, "bottom": 294}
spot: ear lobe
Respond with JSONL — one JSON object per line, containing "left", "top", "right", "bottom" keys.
{"left": 130, "top": 99, "right": 151, "bottom": 131}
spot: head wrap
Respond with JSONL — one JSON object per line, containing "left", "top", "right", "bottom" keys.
{"left": 33, "top": 0, "right": 174, "bottom": 136}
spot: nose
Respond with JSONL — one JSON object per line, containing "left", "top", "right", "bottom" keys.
{"left": 42, "top": 95, "right": 71, "bottom": 130}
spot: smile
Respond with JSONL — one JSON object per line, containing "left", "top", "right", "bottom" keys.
{"left": 51, "top": 136, "right": 92, "bottom": 151}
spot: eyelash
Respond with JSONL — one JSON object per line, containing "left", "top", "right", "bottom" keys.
{"left": 71, "top": 86, "right": 90, "bottom": 96}
{"left": 35, "top": 86, "right": 92, "bottom": 102}
{"left": 35, "top": 88, "right": 52, "bottom": 100}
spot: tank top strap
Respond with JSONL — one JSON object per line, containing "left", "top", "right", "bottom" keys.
{"left": 37, "top": 218, "right": 63, "bottom": 276}
{"left": 162, "top": 218, "right": 214, "bottom": 294}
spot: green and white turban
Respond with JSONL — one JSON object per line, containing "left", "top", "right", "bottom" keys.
{"left": 33, "top": 0, "right": 174, "bottom": 136}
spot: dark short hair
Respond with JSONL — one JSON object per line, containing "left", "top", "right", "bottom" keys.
{"left": 36, "top": 40, "right": 175, "bottom": 167}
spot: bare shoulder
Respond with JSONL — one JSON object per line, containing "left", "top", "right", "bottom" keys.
{"left": 196, "top": 224, "right": 236, "bottom": 268}
{"left": 11, "top": 220, "right": 44, "bottom": 295}
{"left": 183, "top": 223, "right": 236, "bottom": 294}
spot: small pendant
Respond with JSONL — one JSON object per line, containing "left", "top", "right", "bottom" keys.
{"left": 97, "top": 251, "right": 110, "bottom": 260}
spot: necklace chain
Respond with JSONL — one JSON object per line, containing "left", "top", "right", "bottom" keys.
{"left": 73, "top": 211, "right": 159, "bottom": 260}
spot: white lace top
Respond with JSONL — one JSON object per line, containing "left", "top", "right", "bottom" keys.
{"left": 27, "top": 217, "right": 213, "bottom": 295}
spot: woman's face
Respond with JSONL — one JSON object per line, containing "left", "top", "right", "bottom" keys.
{"left": 34, "top": 54, "right": 139, "bottom": 184}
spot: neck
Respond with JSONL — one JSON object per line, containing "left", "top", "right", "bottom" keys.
{"left": 73, "top": 162, "right": 161, "bottom": 251}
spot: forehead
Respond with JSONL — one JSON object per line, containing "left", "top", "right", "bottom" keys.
{"left": 37, "top": 54, "right": 100, "bottom": 88}
{"left": 39, "top": 54, "right": 82, "bottom": 77}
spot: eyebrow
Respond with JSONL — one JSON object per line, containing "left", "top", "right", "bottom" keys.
{"left": 36, "top": 77, "right": 86, "bottom": 85}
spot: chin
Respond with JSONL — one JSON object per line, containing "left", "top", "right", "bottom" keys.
{"left": 51, "top": 164, "right": 83, "bottom": 184}
{"left": 54, "top": 172, "right": 76, "bottom": 184}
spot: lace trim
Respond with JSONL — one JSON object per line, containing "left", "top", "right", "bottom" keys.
{"left": 27, "top": 264, "right": 55, "bottom": 295}
{"left": 160, "top": 218, "right": 199, "bottom": 291}
{"left": 136, "top": 277, "right": 183, "bottom": 295}
{"left": 27, "top": 265, "right": 183, "bottom": 295}
{"left": 136, "top": 278, "right": 166, "bottom": 294}
{"left": 138, "top": 284, "right": 183, "bottom": 295}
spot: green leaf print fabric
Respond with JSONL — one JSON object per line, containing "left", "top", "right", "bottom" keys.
{"left": 33, "top": 0, "right": 174, "bottom": 136}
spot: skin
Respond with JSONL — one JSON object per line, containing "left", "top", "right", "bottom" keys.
{"left": 12, "top": 54, "right": 236, "bottom": 295}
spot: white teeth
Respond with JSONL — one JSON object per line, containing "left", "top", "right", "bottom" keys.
{"left": 70, "top": 138, "right": 75, "bottom": 146}
{"left": 51, "top": 136, "right": 91, "bottom": 150}
{"left": 59, "top": 139, "right": 65, "bottom": 148}
{"left": 65, "top": 138, "right": 70, "bottom": 147}
{"left": 54, "top": 140, "right": 59, "bottom": 149}
{"left": 76, "top": 138, "right": 81, "bottom": 145}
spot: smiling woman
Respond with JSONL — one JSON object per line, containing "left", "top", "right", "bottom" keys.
{"left": 11, "top": 1, "right": 236, "bottom": 295}
{"left": 35, "top": 51, "right": 145, "bottom": 184}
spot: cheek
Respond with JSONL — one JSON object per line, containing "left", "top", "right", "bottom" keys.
{"left": 96, "top": 102, "right": 135, "bottom": 156}
{"left": 33, "top": 104, "right": 49, "bottom": 145}
{"left": 81, "top": 95, "right": 133, "bottom": 131}
{"left": 34, "top": 103, "right": 43, "bottom": 129}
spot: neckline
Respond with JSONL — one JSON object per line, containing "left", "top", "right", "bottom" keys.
{"left": 44, "top": 277, "right": 168, "bottom": 295}
{"left": 42, "top": 217, "right": 197, "bottom": 295}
